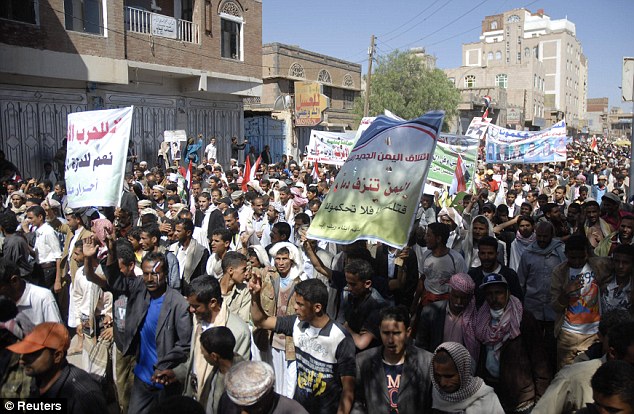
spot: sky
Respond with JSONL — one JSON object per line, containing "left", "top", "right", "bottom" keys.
{"left": 263, "top": 0, "right": 634, "bottom": 111}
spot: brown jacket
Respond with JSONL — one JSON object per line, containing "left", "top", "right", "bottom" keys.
{"left": 550, "top": 257, "right": 613, "bottom": 336}
{"left": 256, "top": 267, "right": 299, "bottom": 360}
{"left": 50, "top": 218, "right": 93, "bottom": 284}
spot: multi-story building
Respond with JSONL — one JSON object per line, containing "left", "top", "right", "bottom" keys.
{"left": 244, "top": 42, "right": 361, "bottom": 162}
{"left": 0, "top": 0, "right": 262, "bottom": 177}
{"left": 444, "top": 8, "right": 587, "bottom": 132}
{"left": 608, "top": 107, "right": 633, "bottom": 142}
{"left": 586, "top": 97, "right": 609, "bottom": 136}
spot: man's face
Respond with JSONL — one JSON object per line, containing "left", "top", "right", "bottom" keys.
{"left": 548, "top": 177, "right": 557, "bottom": 187}
{"left": 274, "top": 253, "right": 291, "bottom": 276}
{"left": 530, "top": 179, "right": 538, "bottom": 189}
{"left": 526, "top": 192, "right": 536, "bottom": 204}
{"left": 603, "top": 200, "right": 619, "bottom": 216}
{"left": 424, "top": 229, "right": 439, "bottom": 250}
{"left": 619, "top": 219, "right": 634, "bottom": 243}
{"left": 211, "top": 190, "right": 221, "bottom": 205}
{"left": 71, "top": 246, "right": 84, "bottom": 264}
{"left": 152, "top": 189, "right": 163, "bottom": 201}
{"left": 591, "top": 392, "right": 634, "bottom": 414}
{"left": 229, "top": 261, "right": 249, "bottom": 284}
{"left": 536, "top": 225, "right": 553, "bottom": 249}
{"left": 566, "top": 249, "right": 588, "bottom": 269}
{"left": 506, "top": 193, "right": 516, "bottom": 205}
{"left": 141, "top": 260, "right": 167, "bottom": 292}
{"left": 484, "top": 284, "right": 509, "bottom": 310}
{"left": 380, "top": 319, "right": 409, "bottom": 359}
{"left": 271, "top": 226, "right": 285, "bottom": 243}
{"left": 224, "top": 215, "right": 239, "bottom": 233}
{"left": 433, "top": 356, "right": 461, "bottom": 394}
{"left": 579, "top": 190, "right": 588, "bottom": 201}
{"left": 187, "top": 294, "right": 213, "bottom": 323}
{"left": 232, "top": 197, "right": 243, "bottom": 210}
{"left": 293, "top": 294, "right": 315, "bottom": 322}
{"left": 514, "top": 182, "right": 523, "bottom": 192}
{"left": 54, "top": 185, "right": 65, "bottom": 197}
{"left": 345, "top": 272, "right": 369, "bottom": 299}
{"left": 518, "top": 220, "right": 534, "bottom": 239}
{"left": 174, "top": 223, "right": 190, "bottom": 244}
{"left": 139, "top": 232, "right": 156, "bottom": 251}
{"left": 586, "top": 205, "right": 600, "bottom": 225}
{"left": 210, "top": 235, "right": 229, "bottom": 255}
{"left": 279, "top": 191, "right": 291, "bottom": 205}
{"left": 472, "top": 222, "right": 488, "bottom": 241}
{"left": 252, "top": 198, "right": 265, "bottom": 216}
{"left": 548, "top": 207, "right": 562, "bottom": 221}
{"left": 198, "top": 196, "right": 210, "bottom": 212}
{"left": 20, "top": 348, "right": 58, "bottom": 378}
{"left": 478, "top": 244, "right": 498, "bottom": 271}
{"left": 482, "top": 209, "right": 494, "bottom": 221}
{"left": 117, "top": 258, "right": 136, "bottom": 277}
{"left": 613, "top": 253, "right": 633, "bottom": 281}
{"left": 448, "top": 289, "right": 472, "bottom": 315}
{"left": 266, "top": 206, "right": 278, "bottom": 223}
{"left": 260, "top": 181, "right": 270, "bottom": 192}
{"left": 554, "top": 188, "right": 565, "bottom": 202}
{"left": 26, "top": 212, "right": 43, "bottom": 227}
{"left": 65, "top": 215, "right": 81, "bottom": 231}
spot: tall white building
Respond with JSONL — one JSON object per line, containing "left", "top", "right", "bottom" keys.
{"left": 445, "top": 8, "right": 587, "bottom": 131}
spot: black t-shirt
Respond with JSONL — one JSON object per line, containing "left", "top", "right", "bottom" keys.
{"left": 384, "top": 362, "right": 404, "bottom": 414}
{"left": 275, "top": 315, "right": 356, "bottom": 414}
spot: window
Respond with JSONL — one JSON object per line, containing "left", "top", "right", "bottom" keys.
{"left": 533, "top": 46, "right": 538, "bottom": 58}
{"left": 495, "top": 51, "right": 502, "bottom": 60}
{"left": 343, "top": 90, "right": 355, "bottom": 109}
{"left": 524, "top": 47, "right": 530, "bottom": 57}
{"left": 64, "top": 0, "right": 103, "bottom": 34}
{"left": 490, "top": 21, "right": 498, "bottom": 30}
{"left": 464, "top": 75, "right": 476, "bottom": 88}
{"left": 318, "top": 69, "right": 332, "bottom": 84}
{"left": 322, "top": 85, "right": 332, "bottom": 99}
{"left": 487, "top": 52, "right": 493, "bottom": 61}
{"left": 289, "top": 63, "right": 305, "bottom": 79}
{"left": 534, "top": 74, "right": 537, "bottom": 88}
{"left": 0, "top": 0, "right": 37, "bottom": 24}
{"left": 496, "top": 74, "right": 508, "bottom": 89}
{"left": 220, "top": 1, "right": 243, "bottom": 60}
{"left": 517, "top": 52, "right": 521, "bottom": 63}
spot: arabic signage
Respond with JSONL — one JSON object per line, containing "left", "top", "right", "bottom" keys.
{"left": 305, "top": 130, "right": 356, "bottom": 166}
{"left": 294, "top": 81, "right": 329, "bottom": 126}
{"left": 485, "top": 120, "right": 567, "bottom": 164}
{"left": 151, "top": 14, "right": 177, "bottom": 39}
{"left": 507, "top": 107, "right": 521, "bottom": 124}
{"left": 427, "top": 133, "right": 479, "bottom": 188}
{"left": 307, "top": 111, "right": 444, "bottom": 248}
{"left": 66, "top": 107, "right": 133, "bottom": 208}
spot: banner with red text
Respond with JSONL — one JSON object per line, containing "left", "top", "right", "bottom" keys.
{"left": 308, "top": 111, "right": 444, "bottom": 248}
{"left": 65, "top": 107, "right": 133, "bottom": 208}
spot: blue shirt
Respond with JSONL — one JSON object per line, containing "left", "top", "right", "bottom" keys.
{"left": 134, "top": 295, "right": 165, "bottom": 387}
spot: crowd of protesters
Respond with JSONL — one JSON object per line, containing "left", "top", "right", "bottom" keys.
{"left": 0, "top": 131, "right": 633, "bottom": 414}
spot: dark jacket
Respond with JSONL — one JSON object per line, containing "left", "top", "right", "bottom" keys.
{"left": 353, "top": 345, "right": 433, "bottom": 414}
{"left": 414, "top": 300, "right": 447, "bottom": 353}
{"left": 37, "top": 362, "right": 107, "bottom": 414}
{"left": 477, "top": 310, "right": 551, "bottom": 411}
{"left": 468, "top": 265, "right": 524, "bottom": 307}
{"left": 107, "top": 265, "right": 192, "bottom": 370}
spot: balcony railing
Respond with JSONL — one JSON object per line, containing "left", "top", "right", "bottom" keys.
{"left": 126, "top": 7, "right": 199, "bottom": 44}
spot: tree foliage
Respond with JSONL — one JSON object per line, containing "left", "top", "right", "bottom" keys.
{"left": 354, "top": 50, "right": 460, "bottom": 130}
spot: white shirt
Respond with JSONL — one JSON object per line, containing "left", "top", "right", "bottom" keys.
{"left": 72, "top": 265, "right": 112, "bottom": 325}
{"left": 16, "top": 282, "right": 62, "bottom": 325}
{"left": 34, "top": 222, "right": 62, "bottom": 264}
{"left": 205, "top": 143, "right": 217, "bottom": 161}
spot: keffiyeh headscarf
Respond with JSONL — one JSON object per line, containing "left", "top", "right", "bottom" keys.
{"left": 431, "top": 342, "right": 484, "bottom": 403}
{"left": 448, "top": 273, "right": 479, "bottom": 360}
{"left": 474, "top": 290, "right": 523, "bottom": 358}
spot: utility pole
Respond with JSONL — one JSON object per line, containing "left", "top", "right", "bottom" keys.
{"left": 363, "top": 34, "right": 375, "bottom": 117}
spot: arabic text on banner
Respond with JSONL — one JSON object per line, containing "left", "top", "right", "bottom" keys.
{"left": 427, "top": 133, "right": 479, "bottom": 188}
{"left": 307, "top": 111, "right": 445, "bottom": 248}
{"left": 66, "top": 107, "right": 133, "bottom": 208}
{"left": 305, "top": 130, "right": 357, "bottom": 166}
{"left": 485, "top": 120, "right": 567, "bottom": 164}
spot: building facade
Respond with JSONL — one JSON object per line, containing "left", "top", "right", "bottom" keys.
{"left": 586, "top": 97, "right": 609, "bottom": 136}
{"left": 0, "top": 0, "right": 262, "bottom": 178}
{"left": 244, "top": 42, "right": 361, "bottom": 162}
{"left": 444, "top": 8, "right": 587, "bottom": 132}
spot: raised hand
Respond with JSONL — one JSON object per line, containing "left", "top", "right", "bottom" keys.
{"left": 83, "top": 236, "right": 99, "bottom": 258}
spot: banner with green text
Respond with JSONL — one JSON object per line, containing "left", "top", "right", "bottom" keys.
{"left": 307, "top": 111, "right": 444, "bottom": 248}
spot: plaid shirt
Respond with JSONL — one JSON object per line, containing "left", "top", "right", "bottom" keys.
{"left": 0, "top": 351, "right": 32, "bottom": 398}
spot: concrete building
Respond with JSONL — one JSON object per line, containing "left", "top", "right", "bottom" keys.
{"left": 586, "top": 97, "right": 609, "bottom": 136}
{"left": 244, "top": 42, "right": 361, "bottom": 163}
{"left": 0, "top": 0, "right": 262, "bottom": 178}
{"left": 608, "top": 107, "right": 633, "bottom": 142}
{"left": 444, "top": 8, "right": 587, "bottom": 132}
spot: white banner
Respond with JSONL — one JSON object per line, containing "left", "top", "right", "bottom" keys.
{"left": 305, "top": 130, "right": 356, "bottom": 166}
{"left": 65, "top": 107, "right": 133, "bottom": 208}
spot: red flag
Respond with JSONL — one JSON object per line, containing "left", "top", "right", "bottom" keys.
{"left": 590, "top": 135, "right": 598, "bottom": 153}
{"left": 242, "top": 156, "right": 251, "bottom": 192}
{"left": 449, "top": 154, "right": 469, "bottom": 195}
{"left": 249, "top": 155, "right": 262, "bottom": 183}
{"left": 185, "top": 160, "right": 192, "bottom": 190}
{"left": 311, "top": 162, "right": 319, "bottom": 182}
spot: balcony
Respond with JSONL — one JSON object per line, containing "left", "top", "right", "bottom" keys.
{"left": 126, "top": 7, "right": 199, "bottom": 44}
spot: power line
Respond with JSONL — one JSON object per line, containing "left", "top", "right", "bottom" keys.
{"left": 377, "top": 0, "right": 445, "bottom": 38}
{"left": 380, "top": 0, "right": 455, "bottom": 45}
